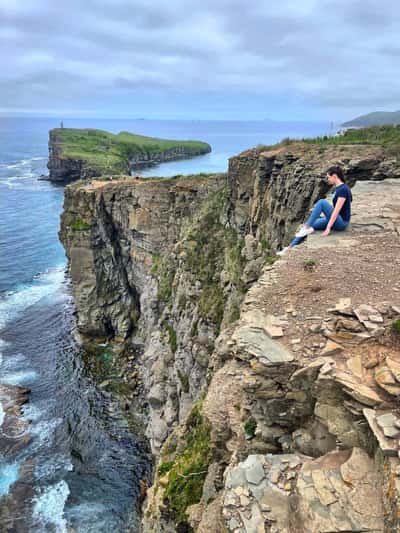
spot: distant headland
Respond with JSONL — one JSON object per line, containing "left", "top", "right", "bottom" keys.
{"left": 46, "top": 128, "right": 212, "bottom": 182}
{"left": 342, "top": 110, "right": 400, "bottom": 128}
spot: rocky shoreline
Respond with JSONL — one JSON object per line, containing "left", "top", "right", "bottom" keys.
{"left": 0, "top": 383, "right": 34, "bottom": 532}
{"left": 59, "top": 137, "right": 400, "bottom": 531}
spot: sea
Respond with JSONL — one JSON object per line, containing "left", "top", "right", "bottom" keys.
{"left": 0, "top": 116, "right": 330, "bottom": 531}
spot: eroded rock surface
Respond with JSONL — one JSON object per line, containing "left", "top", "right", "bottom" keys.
{"left": 59, "top": 142, "right": 400, "bottom": 531}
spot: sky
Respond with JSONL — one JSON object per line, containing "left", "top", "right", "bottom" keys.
{"left": 1, "top": 0, "right": 399, "bottom": 121}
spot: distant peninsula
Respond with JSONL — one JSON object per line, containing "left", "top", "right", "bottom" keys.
{"left": 342, "top": 110, "right": 400, "bottom": 128}
{"left": 47, "top": 128, "right": 212, "bottom": 182}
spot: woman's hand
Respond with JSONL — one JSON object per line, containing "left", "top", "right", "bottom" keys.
{"left": 322, "top": 227, "right": 331, "bottom": 236}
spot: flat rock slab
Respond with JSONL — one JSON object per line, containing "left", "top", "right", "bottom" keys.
{"left": 376, "top": 412, "right": 400, "bottom": 438}
{"left": 327, "top": 369, "right": 382, "bottom": 407}
{"left": 233, "top": 325, "right": 294, "bottom": 366}
{"left": 363, "top": 408, "right": 398, "bottom": 457}
{"left": 306, "top": 233, "right": 360, "bottom": 249}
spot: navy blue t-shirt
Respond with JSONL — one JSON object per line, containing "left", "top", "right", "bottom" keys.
{"left": 333, "top": 183, "right": 352, "bottom": 222}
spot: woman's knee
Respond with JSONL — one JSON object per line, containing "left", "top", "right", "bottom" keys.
{"left": 314, "top": 198, "right": 329, "bottom": 208}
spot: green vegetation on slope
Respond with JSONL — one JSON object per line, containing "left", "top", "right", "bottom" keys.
{"left": 51, "top": 128, "right": 211, "bottom": 174}
{"left": 151, "top": 185, "right": 247, "bottom": 331}
{"left": 342, "top": 111, "right": 400, "bottom": 128}
{"left": 161, "top": 402, "right": 212, "bottom": 530}
{"left": 257, "top": 125, "right": 400, "bottom": 155}
{"left": 303, "top": 124, "right": 400, "bottom": 148}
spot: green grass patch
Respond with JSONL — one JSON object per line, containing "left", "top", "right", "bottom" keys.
{"left": 303, "top": 258, "right": 316, "bottom": 271}
{"left": 302, "top": 124, "right": 400, "bottom": 148}
{"left": 166, "top": 324, "right": 178, "bottom": 353}
{"left": 254, "top": 125, "right": 400, "bottom": 156}
{"left": 158, "top": 461, "right": 174, "bottom": 476}
{"left": 260, "top": 238, "right": 270, "bottom": 251}
{"left": 51, "top": 127, "right": 211, "bottom": 175}
{"left": 183, "top": 187, "right": 246, "bottom": 330}
{"left": 71, "top": 218, "right": 91, "bottom": 231}
{"left": 163, "top": 402, "right": 212, "bottom": 529}
{"left": 243, "top": 417, "right": 257, "bottom": 439}
{"left": 392, "top": 319, "right": 400, "bottom": 334}
{"left": 151, "top": 253, "right": 175, "bottom": 303}
{"left": 265, "top": 255, "right": 279, "bottom": 265}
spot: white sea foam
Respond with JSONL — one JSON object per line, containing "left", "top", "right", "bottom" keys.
{"left": 21, "top": 401, "right": 52, "bottom": 422}
{"left": 28, "top": 417, "right": 63, "bottom": 452}
{"left": 0, "top": 267, "right": 65, "bottom": 330}
{"left": 4, "top": 156, "right": 46, "bottom": 170}
{"left": 1, "top": 352, "right": 27, "bottom": 371}
{"left": 67, "top": 502, "right": 108, "bottom": 532}
{"left": 0, "top": 461, "right": 19, "bottom": 497}
{"left": 34, "top": 455, "right": 73, "bottom": 481}
{"left": 1, "top": 369, "right": 38, "bottom": 385}
{"left": 33, "top": 480, "right": 70, "bottom": 533}
{"left": 0, "top": 401, "right": 5, "bottom": 427}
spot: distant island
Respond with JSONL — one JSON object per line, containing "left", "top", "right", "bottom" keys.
{"left": 342, "top": 110, "right": 400, "bottom": 128}
{"left": 46, "top": 128, "right": 212, "bottom": 182}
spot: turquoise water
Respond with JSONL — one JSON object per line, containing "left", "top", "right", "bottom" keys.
{"left": 0, "top": 462, "right": 19, "bottom": 497}
{"left": 0, "top": 117, "right": 329, "bottom": 531}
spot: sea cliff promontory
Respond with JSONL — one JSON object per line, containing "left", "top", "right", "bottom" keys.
{"left": 60, "top": 127, "right": 400, "bottom": 532}
{"left": 47, "top": 128, "right": 211, "bottom": 182}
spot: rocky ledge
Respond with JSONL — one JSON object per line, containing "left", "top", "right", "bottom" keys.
{"left": 47, "top": 128, "right": 212, "bottom": 182}
{"left": 59, "top": 133, "right": 400, "bottom": 532}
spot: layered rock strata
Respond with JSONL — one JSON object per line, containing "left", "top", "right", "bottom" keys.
{"left": 59, "top": 142, "right": 400, "bottom": 532}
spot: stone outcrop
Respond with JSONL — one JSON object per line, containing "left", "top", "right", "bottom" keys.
{"left": 59, "top": 140, "right": 400, "bottom": 532}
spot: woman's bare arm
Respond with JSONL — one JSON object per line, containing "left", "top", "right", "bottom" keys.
{"left": 323, "top": 197, "right": 346, "bottom": 236}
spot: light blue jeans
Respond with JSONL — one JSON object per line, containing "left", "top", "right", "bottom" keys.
{"left": 290, "top": 199, "right": 349, "bottom": 247}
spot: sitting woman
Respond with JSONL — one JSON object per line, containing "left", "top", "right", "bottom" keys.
{"left": 278, "top": 166, "right": 352, "bottom": 255}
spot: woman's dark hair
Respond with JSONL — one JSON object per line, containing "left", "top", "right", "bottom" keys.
{"left": 327, "top": 166, "right": 345, "bottom": 182}
{"left": 327, "top": 165, "right": 352, "bottom": 201}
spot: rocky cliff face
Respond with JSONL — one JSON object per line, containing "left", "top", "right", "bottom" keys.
{"left": 48, "top": 130, "right": 89, "bottom": 182}
{"left": 128, "top": 145, "right": 212, "bottom": 169}
{"left": 60, "top": 142, "right": 400, "bottom": 532}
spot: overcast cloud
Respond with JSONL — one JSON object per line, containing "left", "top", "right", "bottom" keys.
{"left": 1, "top": 0, "right": 399, "bottom": 120}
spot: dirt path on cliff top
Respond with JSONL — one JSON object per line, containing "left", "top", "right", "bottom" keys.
{"left": 245, "top": 179, "right": 400, "bottom": 343}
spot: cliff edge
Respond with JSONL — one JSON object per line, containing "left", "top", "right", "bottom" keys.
{"left": 59, "top": 134, "right": 400, "bottom": 532}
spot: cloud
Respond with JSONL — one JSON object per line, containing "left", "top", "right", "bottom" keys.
{"left": 1, "top": 0, "right": 400, "bottom": 119}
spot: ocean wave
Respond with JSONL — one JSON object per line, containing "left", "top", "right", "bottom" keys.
{"left": 32, "top": 480, "right": 70, "bottom": 533}
{"left": 0, "top": 461, "right": 19, "bottom": 497}
{"left": 1, "top": 156, "right": 46, "bottom": 170}
{"left": 0, "top": 369, "right": 38, "bottom": 386}
{"left": 0, "top": 267, "right": 65, "bottom": 331}
{"left": 28, "top": 417, "right": 64, "bottom": 452}
{"left": 0, "top": 337, "right": 9, "bottom": 365}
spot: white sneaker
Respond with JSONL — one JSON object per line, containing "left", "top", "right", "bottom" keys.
{"left": 277, "top": 247, "right": 290, "bottom": 256}
{"left": 295, "top": 225, "right": 314, "bottom": 238}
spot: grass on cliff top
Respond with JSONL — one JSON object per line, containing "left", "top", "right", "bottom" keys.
{"left": 257, "top": 125, "right": 400, "bottom": 154}
{"left": 51, "top": 128, "right": 211, "bottom": 173}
